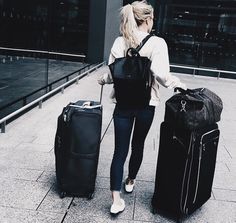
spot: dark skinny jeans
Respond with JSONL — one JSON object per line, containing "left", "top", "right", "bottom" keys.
{"left": 110, "top": 105, "right": 155, "bottom": 191}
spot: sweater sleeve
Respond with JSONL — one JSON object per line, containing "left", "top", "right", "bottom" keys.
{"left": 101, "top": 37, "right": 126, "bottom": 84}
{"left": 98, "top": 38, "right": 122, "bottom": 84}
{"left": 150, "top": 38, "right": 186, "bottom": 90}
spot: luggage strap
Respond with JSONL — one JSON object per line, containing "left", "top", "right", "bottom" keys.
{"left": 69, "top": 103, "right": 102, "bottom": 109}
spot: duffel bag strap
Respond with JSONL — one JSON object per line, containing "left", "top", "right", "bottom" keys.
{"left": 174, "top": 87, "right": 194, "bottom": 94}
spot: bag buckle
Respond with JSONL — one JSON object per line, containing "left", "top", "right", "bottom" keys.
{"left": 180, "top": 100, "right": 187, "bottom": 112}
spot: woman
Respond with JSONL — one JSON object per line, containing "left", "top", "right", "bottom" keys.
{"left": 98, "top": 0, "right": 186, "bottom": 215}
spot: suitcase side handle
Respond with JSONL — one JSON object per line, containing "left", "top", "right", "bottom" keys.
{"left": 69, "top": 104, "right": 102, "bottom": 109}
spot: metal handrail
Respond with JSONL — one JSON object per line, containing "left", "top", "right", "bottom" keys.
{"left": 0, "top": 64, "right": 91, "bottom": 111}
{"left": 170, "top": 64, "right": 236, "bottom": 78}
{"left": 0, "top": 64, "right": 92, "bottom": 111}
{"left": 0, "top": 47, "right": 86, "bottom": 59}
{"left": 0, "top": 61, "right": 106, "bottom": 133}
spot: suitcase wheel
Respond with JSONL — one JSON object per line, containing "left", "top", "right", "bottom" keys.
{"left": 60, "top": 191, "right": 67, "bottom": 198}
{"left": 152, "top": 207, "right": 157, "bottom": 215}
{"left": 87, "top": 192, "right": 94, "bottom": 200}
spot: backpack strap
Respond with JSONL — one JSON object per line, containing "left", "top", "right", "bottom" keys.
{"left": 135, "top": 34, "right": 154, "bottom": 52}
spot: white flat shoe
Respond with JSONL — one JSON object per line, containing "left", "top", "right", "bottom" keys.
{"left": 110, "top": 199, "right": 125, "bottom": 215}
{"left": 125, "top": 178, "right": 135, "bottom": 193}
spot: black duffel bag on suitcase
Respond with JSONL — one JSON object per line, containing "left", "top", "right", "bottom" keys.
{"left": 152, "top": 122, "right": 220, "bottom": 217}
{"left": 164, "top": 88, "right": 223, "bottom": 130}
{"left": 54, "top": 99, "right": 102, "bottom": 199}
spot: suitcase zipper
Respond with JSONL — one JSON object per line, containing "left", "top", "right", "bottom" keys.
{"left": 184, "top": 136, "right": 195, "bottom": 214}
{"left": 192, "top": 142, "right": 203, "bottom": 204}
{"left": 63, "top": 107, "right": 70, "bottom": 122}
{"left": 192, "top": 129, "right": 219, "bottom": 204}
{"left": 180, "top": 133, "right": 194, "bottom": 214}
{"left": 173, "top": 135, "right": 185, "bottom": 148}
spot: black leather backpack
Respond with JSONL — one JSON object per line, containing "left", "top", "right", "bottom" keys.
{"left": 109, "top": 34, "right": 153, "bottom": 109}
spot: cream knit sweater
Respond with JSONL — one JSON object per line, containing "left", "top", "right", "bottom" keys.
{"left": 101, "top": 30, "right": 186, "bottom": 106}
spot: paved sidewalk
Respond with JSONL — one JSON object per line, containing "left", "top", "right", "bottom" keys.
{"left": 0, "top": 66, "right": 235, "bottom": 223}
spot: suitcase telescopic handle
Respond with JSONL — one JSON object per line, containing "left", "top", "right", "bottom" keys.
{"left": 68, "top": 85, "right": 103, "bottom": 110}
{"left": 99, "top": 84, "right": 103, "bottom": 104}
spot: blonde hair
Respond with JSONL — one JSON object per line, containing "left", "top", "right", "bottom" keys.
{"left": 119, "top": 1, "right": 153, "bottom": 48}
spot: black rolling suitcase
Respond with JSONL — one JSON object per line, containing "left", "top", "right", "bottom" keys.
{"left": 152, "top": 122, "right": 220, "bottom": 217}
{"left": 54, "top": 90, "right": 103, "bottom": 198}
{"left": 152, "top": 87, "right": 223, "bottom": 217}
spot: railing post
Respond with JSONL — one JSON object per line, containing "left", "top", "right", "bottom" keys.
{"left": 193, "top": 69, "right": 196, "bottom": 76}
{"left": 1, "top": 121, "right": 6, "bottom": 133}
{"left": 217, "top": 72, "right": 220, "bottom": 79}
{"left": 23, "top": 98, "right": 27, "bottom": 106}
{"left": 39, "top": 100, "right": 42, "bottom": 109}
{"left": 61, "top": 87, "right": 64, "bottom": 94}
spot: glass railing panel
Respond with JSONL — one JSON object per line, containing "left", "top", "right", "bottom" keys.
{"left": 0, "top": 49, "right": 48, "bottom": 119}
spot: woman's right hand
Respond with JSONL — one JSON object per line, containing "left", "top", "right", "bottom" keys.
{"left": 97, "top": 75, "right": 105, "bottom": 85}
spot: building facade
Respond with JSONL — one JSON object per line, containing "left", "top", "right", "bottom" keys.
{"left": 0, "top": 0, "right": 235, "bottom": 119}
{"left": 0, "top": 0, "right": 235, "bottom": 69}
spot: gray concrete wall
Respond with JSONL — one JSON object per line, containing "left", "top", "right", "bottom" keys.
{"left": 87, "top": 0, "right": 106, "bottom": 63}
{"left": 103, "top": 0, "right": 122, "bottom": 62}
{"left": 87, "top": 0, "right": 122, "bottom": 63}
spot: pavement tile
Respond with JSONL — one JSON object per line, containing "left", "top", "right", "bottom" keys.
{"left": 216, "top": 144, "right": 232, "bottom": 163}
{"left": 136, "top": 163, "right": 157, "bottom": 182}
{"left": 215, "top": 161, "right": 230, "bottom": 173}
{"left": 15, "top": 142, "right": 53, "bottom": 153}
{"left": 1, "top": 132, "right": 37, "bottom": 144}
{"left": 0, "top": 147, "right": 18, "bottom": 163}
{"left": 134, "top": 191, "right": 176, "bottom": 222}
{"left": 99, "top": 138, "right": 115, "bottom": 159}
{"left": 96, "top": 176, "right": 110, "bottom": 189}
{"left": 66, "top": 188, "right": 135, "bottom": 221}
{"left": 3, "top": 149, "right": 55, "bottom": 171}
{"left": 142, "top": 149, "right": 159, "bottom": 165}
{"left": 181, "top": 200, "right": 236, "bottom": 223}
{"left": 213, "top": 188, "right": 236, "bottom": 203}
{"left": 37, "top": 171, "right": 56, "bottom": 185}
{"left": 63, "top": 215, "right": 153, "bottom": 223}
{"left": 227, "top": 162, "right": 236, "bottom": 175}
{"left": 0, "top": 206, "right": 64, "bottom": 223}
{"left": 134, "top": 180, "right": 155, "bottom": 194}
{"left": 0, "top": 135, "right": 22, "bottom": 148}
{"left": 32, "top": 130, "right": 56, "bottom": 146}
{"left": 97, "top": 155, "right": 112, "bottom": 178}
{"left": 0, "top": 166, "right": 43, "bottom": 181}
{"left": 0, "top": 179, "right": 51, "bottom": 209}
{"left": 37, "top": 185, "right": 73, "bottom": 213}
{"left": 213, "top": 169, "right": 236, "bottom": 190}
{"left": 100, "top": 129, "right": 115, "bottom": 148}
{"left": 224, "top": 141, "right": 236, "bottom": 159}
